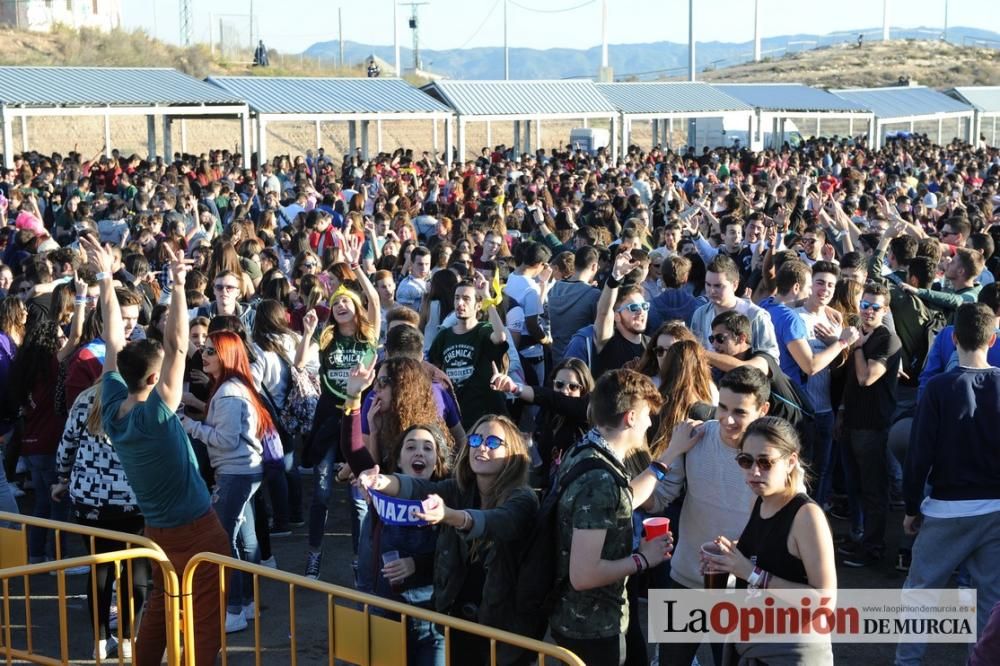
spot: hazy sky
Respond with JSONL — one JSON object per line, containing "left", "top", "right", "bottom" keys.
{"left": 122, "top": 0, "right": 996, "bottom": 54}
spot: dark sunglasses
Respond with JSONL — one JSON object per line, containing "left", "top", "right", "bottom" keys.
{"left": 735, "top": 453, "right": 785, "bottom": 471}
{"left": 553, "top": 380, "right": 583, "bottom": 392}
{"left": 616, "top": 302, "right": 650, "bottom": 314}
{"left": 468, "top": 434, "right": 505, "bottom": 450}
{"left": 375, "top": 375, "right": 392, "bottom": 388}
{"left": 708, "top": 334, "right": 729, "bottom": 345}
{"left": 860, "top": 300, "right": 883, "bottom": 312}
{"left": 203, "top": 347, "right": 217, "bottom": 357}
{"left": 653, "top": 346, "right": 669, "bottom": 357}
{"left": 302, "top": 262, "right": 318, "bottom": 269}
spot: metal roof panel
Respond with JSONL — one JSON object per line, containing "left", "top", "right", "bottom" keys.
{"left": 596, "top": 82, "right": 752, "bottom": 114}
{"left": 714, "top": 83, "right": 868, "bottom": 113}
{"left": 946, "top": 87, "right": 1000, "bottom": 113}
{"left": 832, "top": 86, "right": 973, "bottom": 119}
{"left": 206, "top": 77, "right": 450, "bottom": 115}
{"left": 421, "top": 80, "right": 617, "bottom": 116}
{"left": 0, "top": 67, "right": 241, "bottom": 107}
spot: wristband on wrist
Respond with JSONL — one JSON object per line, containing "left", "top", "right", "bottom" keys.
{"left": 649, "top": 460, "right": 670, "bottom": 481}
{"left": 636, "top": 551, "right": 650, "bottom": 570}
{"left": 74, "top": 297, "right": 87, "bottom": 305}
{"left": 606, "top": 274, "right": 621, "bottom": 289}
{"left": 96, "top": 271, "right": 111, "bottom": 282}
{"left": 631, "top": 553, "right": 645, "bottom": 573}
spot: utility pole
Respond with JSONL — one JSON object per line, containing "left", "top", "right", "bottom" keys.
{"left": 882, "top": 0, "right": 890, "bottom": 41}
{"left": 688, "top": 0, "right": 695, "bottom": 81}
{"left": 249, "top": 0, "right": 254, "bottom": 50}
{"left": 339, "top": 8, "right": 344, "bottom": 67}
{"left": 503, "top": 0, "right": 509, "bottom": 80}
{"left": 943, "top": 0, "right": 950, "bottom": 42}
{"left": 394, "top": 1, "right": 401, "bottom": 77}
{"left": 753, "top": 0, "right": 761, "bottom": 61}
{"left": 598, "top": 0, "right": 612, "bottom": 81}
{"left": 401, "top": 1, "right": 429, "bottom": 73}
{"left": 179, "top": 0, "right": 193, "bottom": 46}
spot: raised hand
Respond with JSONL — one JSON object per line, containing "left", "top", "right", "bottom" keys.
{"left": 302, "top": 309, "right": 319, "bottom": 337}
{"left": 489, "top": 361, "right": 518, "bottom": 393}
{"left": 80, "top": 235, "right": 115, "bottom": 275}
{"left": 611, "top": 249, "right": 641, "bottom": 282}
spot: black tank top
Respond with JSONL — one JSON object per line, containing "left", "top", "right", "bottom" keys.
{"left": 736, "top": 493, "right": 811, "bottom": 586}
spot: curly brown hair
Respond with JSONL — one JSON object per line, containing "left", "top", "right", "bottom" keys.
{"left": 372, "top": 357, "right": 455, "bottom": 472}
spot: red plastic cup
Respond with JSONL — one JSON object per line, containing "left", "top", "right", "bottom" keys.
{"left": 643, "top": 517, "right": 670, "bottom": 541}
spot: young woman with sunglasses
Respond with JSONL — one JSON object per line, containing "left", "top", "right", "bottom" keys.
{"left": 340, "top": 359, "right": 449, "bottom": 666}
{"left": 632, "top": 320, "right": 697, "bottom": 389}
{"left": 701, "top": 416, "right": 836, "bottom": 665}
{"left": 489, "top": 357, "right": 594, "bottom": 486}
{"left": 359, "top": 409, "right": 537, "bottom": 665}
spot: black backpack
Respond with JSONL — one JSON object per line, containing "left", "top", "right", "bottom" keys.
{"left": 514, "top": 441, "right": 630, "bottom": 640}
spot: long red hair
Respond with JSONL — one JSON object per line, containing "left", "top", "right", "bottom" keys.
{"left": 207, "top": 330, "right": 274, "bottom": 439}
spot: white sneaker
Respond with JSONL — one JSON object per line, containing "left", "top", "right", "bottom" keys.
{"left": 225, "top": 610, "right": 248, "bottom": 633}
{"left": 94, "top": 636, "right": 118, "bottom": 659}
{"left": 260, "top": 555, "right": 277, "bottom": 569}
{"left": 243, "top": 601, "right": 255, "bottom": 618}
{"left": 119, "top": 638, "right": 132, "bottom": 659}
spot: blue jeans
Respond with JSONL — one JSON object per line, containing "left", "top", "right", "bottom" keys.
{"left": 308, "top": 444, "right": 367, "bottom": 553}
{"left": 895, "top": 511, "right": 1000, "bottom": 665}
{"left": 0, "top": 449, "right": 19, "bottom": 528}
{"left": 24, "top": 454, "right": 69, "bottom": 560}
{"left": 811, "top": 411, "right": 836, "bottom": 507}
{"left": 212, "top": 473, "right": 262, "bottom": 613}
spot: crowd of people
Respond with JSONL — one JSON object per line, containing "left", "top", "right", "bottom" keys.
{"left": 0, "top": 131, "right": 998, "bottom": 665}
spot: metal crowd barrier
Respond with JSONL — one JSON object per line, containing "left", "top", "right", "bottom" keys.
{"left": 183, "top": 552, "right": 586, "bottom": 666}
{"left": 0, "top": 511, "right": 181, "bottom": 665}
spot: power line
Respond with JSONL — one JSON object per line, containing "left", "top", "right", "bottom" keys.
{"left": 508, "top": 0, "right": 596, "bottom": 14}
{"left": 457, "top": 0, "right": 503, "bottom": 49}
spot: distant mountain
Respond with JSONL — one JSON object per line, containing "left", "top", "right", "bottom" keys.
{"left": 304, "top": 26, "right": 1000, "bottom": 80}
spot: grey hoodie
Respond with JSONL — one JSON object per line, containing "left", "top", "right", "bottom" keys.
{"left": 182, "top": 379, "right": 263, "bottom": 476}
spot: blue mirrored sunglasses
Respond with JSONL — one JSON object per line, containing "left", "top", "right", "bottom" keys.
{"left": 468, "top": 434, "right": 505, "bottom": 450}
{"left": 860, "top": 300, "right": 883, "bottom": 312}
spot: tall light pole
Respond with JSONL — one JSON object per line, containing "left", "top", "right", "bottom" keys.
{"left": 503, "top": 0, "right": 509, "bottom": 80}
{"left": 882, "top": 0, "right": 890, "bottom": 41}
{"left": 943, "top": 0, "right": 950, "bottom": 42}
{"left": 394, "top": 1, "right": 401, "bottom": 76}
{"left": 688, "top": 0, "right": 696, "bottom": 81}
{"left": 598, "top": 0, "right": 612, "bottom": 81}
{"left": 753, "top": 0, "right": 761, "bottom": 61}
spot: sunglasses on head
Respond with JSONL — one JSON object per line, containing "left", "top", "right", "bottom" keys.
{"left": 616, "top": 301, "right": 650, "bottom": 314}
{"left": 468, "top": 434, "right": 505, "bottom": 450}
{"left": 860, "top": 300, "right": 883, "bottom": 312}
{"left": 735, "top": 452, "right": 785, "bottom": 471}
{"left": 553, "top": 379, "right": 583, "bottom": 392}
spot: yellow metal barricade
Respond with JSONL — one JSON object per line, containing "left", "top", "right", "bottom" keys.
{"left": 183, "top": 552, "right": 586, "bottom": 666}
{"left": 0, "top": 511, "right": 181, "bottom": 666}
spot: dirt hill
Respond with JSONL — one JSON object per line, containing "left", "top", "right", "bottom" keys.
{"left": 0, "top": 25, "right": 363, "bottom": 79}
{"left": 697, "top": 38, "right": 1000, "bottom": 88}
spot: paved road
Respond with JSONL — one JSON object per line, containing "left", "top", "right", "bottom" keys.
{"left": 6, "top": 479, "right": 972, "bottom": 664}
